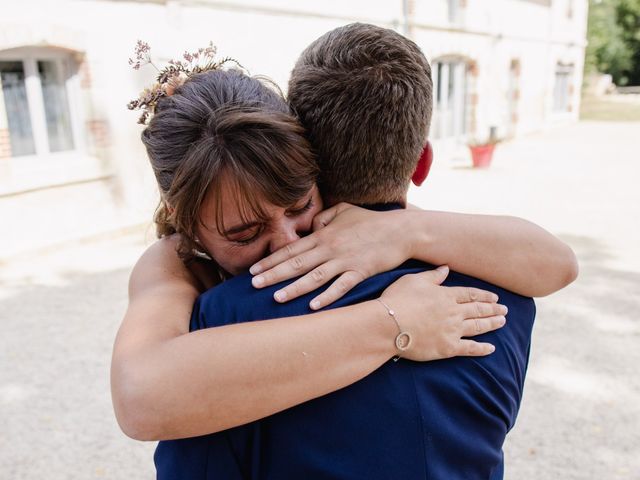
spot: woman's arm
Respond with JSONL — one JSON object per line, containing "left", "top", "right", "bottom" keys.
{"left": 111, "top": 236, "right": 505, "bottom": 441}
{"left": 249, "top": 204, "right": 578, "bottom": 308}
{"left": 403, "top": 209, "right": 578, "bottom": 297}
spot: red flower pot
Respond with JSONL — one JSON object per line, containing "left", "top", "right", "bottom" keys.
{"left": 469, "top": 144, "right": 496, "bottom": 168}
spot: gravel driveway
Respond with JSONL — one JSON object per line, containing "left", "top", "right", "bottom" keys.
{"left": 1, "top": 120, "right": 638, "bottom": 479}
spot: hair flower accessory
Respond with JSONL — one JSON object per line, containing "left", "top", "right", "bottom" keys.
{"left": 127, "top": 40, "right": 242, "bottom": 124}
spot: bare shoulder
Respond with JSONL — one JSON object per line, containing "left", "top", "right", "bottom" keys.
{"left": 129, "top": 235, "right": 199, "bottom": 298}
{"left": 116, "top": 236, "right": 200, "bottom": 364}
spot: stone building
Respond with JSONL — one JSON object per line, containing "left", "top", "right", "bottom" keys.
{"left": 0, "top": 0, "right": 588, "bottom": 256}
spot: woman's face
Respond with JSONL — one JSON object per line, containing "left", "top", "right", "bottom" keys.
{"left": 196, "top": 182, "right": 323, "bottom": 276}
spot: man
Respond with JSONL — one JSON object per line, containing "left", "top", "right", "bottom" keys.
{"left": 156, "top": 23, "right": 535, "bottom": 479}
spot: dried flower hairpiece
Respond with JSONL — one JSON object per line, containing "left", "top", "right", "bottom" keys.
{"left": 127, "top": 40, "right": 242, "bottom": 124}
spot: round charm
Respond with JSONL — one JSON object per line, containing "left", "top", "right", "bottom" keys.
{"left": 395, "top": 332, "right": 412, "bottom": 351}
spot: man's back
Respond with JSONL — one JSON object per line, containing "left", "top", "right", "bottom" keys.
{"left": 156, "top": 261, "right": 535, "bottom": 480}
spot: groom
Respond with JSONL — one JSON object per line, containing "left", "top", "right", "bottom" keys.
{"left": 156, "top": 23, "right": 535, "bottom": 479}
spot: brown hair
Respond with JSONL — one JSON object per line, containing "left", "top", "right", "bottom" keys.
{"left": 288, "top": 23, "right": 433, "bottom": 205}
{"left": 141, "top": 69, "right": 318, "bottom": 271}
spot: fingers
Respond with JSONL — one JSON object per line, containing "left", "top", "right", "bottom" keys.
{"left": 308, "top": 271, "right": 366, "bottom": 310}
{"left": 419, "top": 265, "right": 449, "bottom": 285}
{"left": 452, "top": 286, "right": 499, "bottom": 304}
{"left": 251, "top": 237, "right": 319, "bottom": 282}
{"left": 456, "top": 340, "right": 497, "bottom": 357}
{"left": 272, "top": 265, "right": 365, "bottom": 307}
{"left": 311, "top": 205, "right": 339, "bottom": 231}
{"left": 311, "top": 202, "right": 353, "bottom": 231}
{"left": 271, "top": 260, "right": 340, "bottom": 303}
{"left": 461, "top": 315, "right": 506, "bottom": 338}
{"left": 459, "top": 302, "right": 508, "bottom": 320}
{"left": 434, "top": 265, "right": 449, "bottom": 283}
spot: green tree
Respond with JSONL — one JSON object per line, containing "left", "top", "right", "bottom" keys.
{"left": 586, "top": 0, "right": 640, "bottom": 85}
{"left": 618, "top": 0, "right": 640, "bottom": 84}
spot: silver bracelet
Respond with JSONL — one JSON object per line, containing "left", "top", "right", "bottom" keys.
{"left": 376, "top": 298, "right": 412, "bottom": 362}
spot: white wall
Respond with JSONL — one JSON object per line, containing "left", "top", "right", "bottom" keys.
{"left": 0, "top": 0, "right": 588, "bottom": 207}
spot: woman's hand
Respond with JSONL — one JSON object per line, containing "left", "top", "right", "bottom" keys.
{"left": 250, "top": 203, "right": 412, "bottom": 309}
{"left": 250, "top": 204, "right": 579, "bottom": 302}
{"left": 378, "top": 266, "right": 507, "bottom": 360}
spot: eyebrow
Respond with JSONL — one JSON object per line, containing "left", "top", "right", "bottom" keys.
{"left": 220, "top": 194, "right": 313, "bottom": 236}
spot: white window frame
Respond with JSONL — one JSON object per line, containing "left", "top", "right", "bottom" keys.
{"left": 553, "top": 63, "right": 574, "bottom": 114}
{"left": 432, "top": 59, "right": 468, "bottom": 141}
{"left": 0, "top": 47, "right": 84, "bottom": 164}
{"left": 447, "top": 0, "right": 463, "bottom": 25}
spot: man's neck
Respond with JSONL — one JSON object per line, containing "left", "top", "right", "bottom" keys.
{"left": 326, "top": 196, "right": 408, "bottom": 211}
{"left": 358, "top": 202, "right": 405, "bottom": 211}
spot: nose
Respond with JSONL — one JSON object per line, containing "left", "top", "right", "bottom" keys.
{"left": 269, "top": 218, "right": 302, "bottom": 253}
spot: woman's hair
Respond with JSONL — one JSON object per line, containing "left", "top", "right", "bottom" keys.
{"left": 141, "top": 69, "right": 319, "bottom": 269}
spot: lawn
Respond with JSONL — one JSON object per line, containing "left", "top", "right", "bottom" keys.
{"left": 580, "top": 94, "right": 640, "bottom": 121}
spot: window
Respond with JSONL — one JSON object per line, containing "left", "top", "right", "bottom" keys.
{"left": 433, "top": 60, "right": 468, "bottom": 140}
{"left": 38, "top": 60, "right": 74, "bottom": 153}
{"left": 0, "top": 50, "right": 77, "bottom": 158}
{"left": 448, "top": 0, "right": 461, "bottom": 23}
{"left": 0, "top": 61, "right": 35, "bottom": 156}
{"left": 553, "top": 63, "right": 573, "bottom": 112}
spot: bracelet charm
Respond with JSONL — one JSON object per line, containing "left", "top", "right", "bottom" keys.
{"left": 377, "top": 299, "right": 413, "bottom": 361}
{"left": 395, "top": 332, "right": 412, "bottom": 351}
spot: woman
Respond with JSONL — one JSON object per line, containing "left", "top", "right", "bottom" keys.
{"left": 111, "top": 66, "right": 576, "bottom": 441}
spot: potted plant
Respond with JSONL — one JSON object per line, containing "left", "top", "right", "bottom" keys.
{"left": 468, "top": 127, "right": 500, "bottom": 168}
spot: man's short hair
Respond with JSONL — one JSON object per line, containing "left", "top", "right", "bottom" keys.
{"left": 288, "top": 22, "right": 433, "bottom": 205}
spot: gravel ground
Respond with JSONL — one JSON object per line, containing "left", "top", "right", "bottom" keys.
{"left": 1, "top": 120, "right": 639, "bottom": 479}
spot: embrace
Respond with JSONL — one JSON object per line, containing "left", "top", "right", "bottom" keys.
{"left": 111, "top": 23, "right": 578, "bottom": 480}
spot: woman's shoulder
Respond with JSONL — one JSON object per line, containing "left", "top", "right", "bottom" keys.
{"left": 134, "top": 235, "right": 182, "bottom": 273}
{"left": 129, "top": 234, "right": 199, "bottom": 295}
{"left": 141, "top": 234, "right": 181, "bottom": 259}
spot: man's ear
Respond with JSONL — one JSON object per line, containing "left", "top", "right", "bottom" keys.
{"left": 412, "top": 141, "right": 433, "bottom": 187}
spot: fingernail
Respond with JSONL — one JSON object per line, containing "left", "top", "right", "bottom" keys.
{"left": 274, "top": 290, "right": 287, "bottom": 302}
{"left": 310, "top": 300, "right": 320, "bottom": 310}
{"left": 488, "top": 345, "right": 495, "bottom": 353}
{"left": 250, "top": 264, "right": 262, "bottom": 275}
{"left": 437, "top": 265, "right": 449, "bottom": 273}
{"left": 501, "top": 305, "right": 508, "bottom": 315}
{"left": 498, "top": 316, "right": 506, "bottom": 326}
{"left": 252, "top": 276, "right": 264, "bottom": 287}
{"left": 493, "top": 294, "right": 500, "bottom": 302}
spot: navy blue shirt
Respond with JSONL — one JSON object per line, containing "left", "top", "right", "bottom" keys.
{"left": 156, "top": 231, "right": 535, "bottom": 480}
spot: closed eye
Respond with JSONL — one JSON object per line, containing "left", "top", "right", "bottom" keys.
{"left": 286, "top": 197, "right": 314, "bottom": 217}
{"left": 229, "top": 224, "right": 265, "bottom": 246}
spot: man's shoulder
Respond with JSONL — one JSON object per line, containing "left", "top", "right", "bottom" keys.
{"left": 193, "top": 263, "right": 423, "bottom": 328}
{"left": 200, "top": 271, "right": 260, "bottom": 302}
{"left": 198, "top": 271, "right": 306, "bottom": 308}
{"left": 194, "top": 261, "right": 535, "bottom": 328}
{"left": 200, "top": 260, "right": 430, "bottom": 309}
{"left": 193, "top": 272, "right": 276, "bottom": 328}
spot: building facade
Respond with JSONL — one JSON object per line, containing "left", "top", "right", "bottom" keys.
{"left": 0, "top": 0, "right": 588, "bottom": 256}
